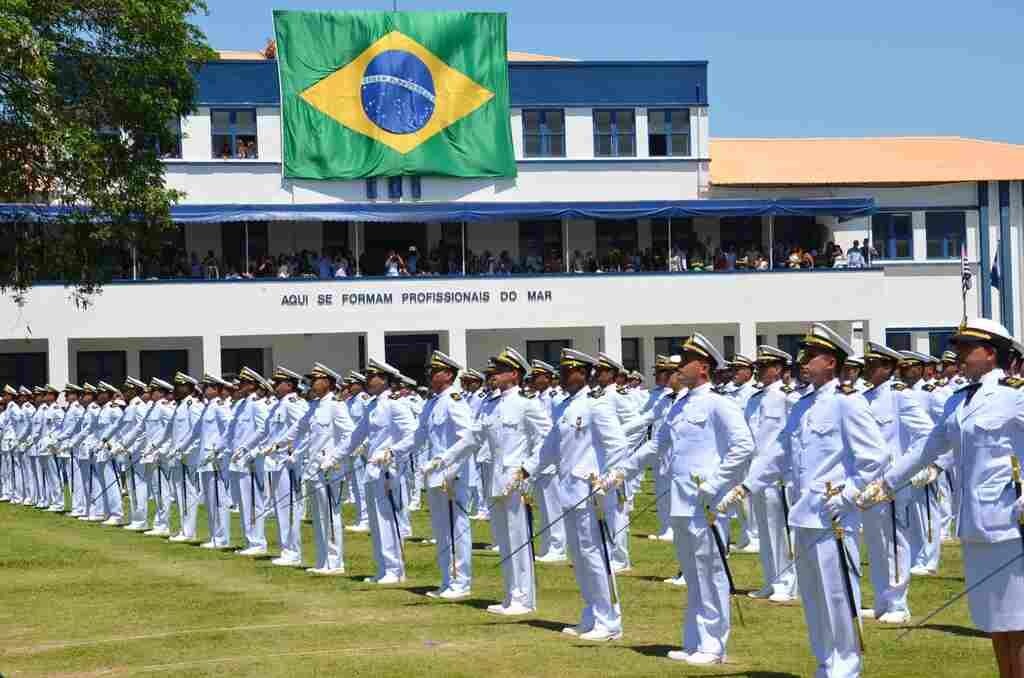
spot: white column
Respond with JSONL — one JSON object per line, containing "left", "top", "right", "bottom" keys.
{"left": 602, "top": 324, "right": 623, "bottom": 362}
{"left": 202, "top": 334, "right": 222, "bottom": 377}
{"left": 365, "top": 330, "right": 386, "bottom": 362}
{"left": 48, "top": 336, "right": 69, "bottom": 386}
{"left": 447, "top": 328, "right": 467, "bottom": 369}
{"left": 641, "top": 334, "right": 656, "bottom": 378}
{"left": 911, "top": 211, "right": 927, "bottom": 261}
{"left": 864, "top": 319, "right": 885, "bottom": 346}
{"left": 738, "top": 320, "right": 757, "bottom": 359}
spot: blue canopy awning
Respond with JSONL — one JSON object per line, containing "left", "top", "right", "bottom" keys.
{"left": 0, "top": 198, "right": 875, "bottom": 224}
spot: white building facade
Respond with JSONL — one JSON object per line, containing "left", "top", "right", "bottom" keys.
{"left": 1, "top": 56, "right": 1019, "bottom": 387}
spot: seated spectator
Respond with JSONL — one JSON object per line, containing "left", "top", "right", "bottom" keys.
{"left": 787, "top": 247, "right": 802, "bottom": 269}
{"left": 801, "top": 249, "right": 815, "bottom": 269}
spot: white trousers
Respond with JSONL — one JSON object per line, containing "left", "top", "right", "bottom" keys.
{"left": 862, "top": 500, "right": 910, "bottom": 615}
{"left": 673, "top": 516, "right": 731, "bottom": 657}
{"left": 202, "top": 469, "right": 231, "bottom": 546}
{"left": 310, "top": 474, "right": 345, "bottom": 570}
{"left": 73, "top": 458, "right": 91, "bottom": 515}
{"left": 493, "top": 492, "right": 536, "bottom": 609}
{"left": 269, "top": 467, "right": 303, "bottom": 560}
{"left": 534, "top": 473, "right": 567, "bottom": 557}
{"left": 793, "top": 526, "right": 863, "bottom": 678}
{"left": 91, "top": 459, "right": 123, "bottom": 519}
{"left": 735, "top": 495, "right": 759, "bottom": 546}
{"left": 564, "top": 503, "right": 621, "bottom": 635}
{"left": 368, "top": 474, "right": 405, "bottom": 580}
{"left": 173, "top": 465, "right": 200, "bottom": 537}
{"left": 230, "top": 469, "right": 267, "bottom": 549}
{"left": 126, "top": 463, "right": 150, "bottom": 526}
{"left": 0, "top": 451, "right": 10, "bottom": 499}
{"left": 752, "top": 484, "right": 798, "bottom": 597}
{"left": 604, "top": 489, "right": 631, "bottom": 569}
{"left": 908, "top": 486, "right": 942, "bottom": 571}
{"left": 427, "top": 483, "right": 473, "bottom": 593}
{"left": 152, "top": 464, "right": 174, "bottom": 531}
{"left": 349, "top": 457, "right": 369, "bottom": 526}
{"left": 653, "top": 465, "right": 673, "bottom": 536}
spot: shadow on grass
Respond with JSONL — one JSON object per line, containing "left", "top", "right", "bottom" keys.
{"left": 477, "top": 618, "right": 570, "bottom": 633}
{"left": 878, "top": 623, "right": 988, "bottom": 639}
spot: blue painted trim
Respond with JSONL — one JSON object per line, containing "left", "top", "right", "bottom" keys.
{"left": 875, "top": 205, "right": 978, "bottom": 212}
{"left": 32, "top": 266, "right": 884, "bottom": 288}
{"left": 999, "top": 181, "right": 1014, "bottom": 331}
{"left": 979, "top": 182, "right": 992, "bottom": 318}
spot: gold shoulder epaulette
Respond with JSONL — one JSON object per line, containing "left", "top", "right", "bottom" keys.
{"left": 616, "top": 386, "right": 629, "bottom": 396}
{"left": 839, "top": 383, "right": 859, "bottom": 395}
{"left": 1000, "top": 377, "right": 1024, "bottom": 389}
{"left": 589, "top": 387, "right": 605, "bottom": 398}
{"left": 450, "top": 392, "right": 462, "bottom": 401}
{"left": 389, "top": 392, "right": 402, "bottom": 399}
{"left": 524, "top": 390, "right": 538, "bottom": 399}
{"left": 892, "top": 382, "right": 907, "bottom": 391}
{"left": 780, "top": 385, "right": 794, "bottom": 394}
{"left": 922, "top": 383, "right": 936, "bottom": 392}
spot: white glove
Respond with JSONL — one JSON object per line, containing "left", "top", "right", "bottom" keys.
{"left": 231, "top": 447, "right": 246, "bottom": 464}
{"left": 824, "top": 484, "right": 860, "bottom": 519}
{"left": 370, "top": 448, "right": 393, "bottom": 467}
{"left": 422, "top": 457, "right": 443, "bottom": 476}
{"left": 601, "top": 469, "right": 626, "bottom": 491}
{"left": 856, "top": 479, "right": 892, "bottom": 508}
{"left": 354, "top": 443, "right": 368, "bottom": 458}
{"left": 911, "top": 464, "right": 942, "bottom": 488}
{"left": 716, "top": 485, "right": 749, "bottom": 514}
{"left": 1012, "top": 495, "right": 1024, "bottom": 525}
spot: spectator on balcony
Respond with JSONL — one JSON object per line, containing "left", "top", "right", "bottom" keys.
{"left": 384, "top": 250, "right": 404, "bottom": 277}
{"left": 497, "top": 250, "right": 513, "bottom": 275}
{"left": 255, "top": 256, "right": 274, "bottom": 278}
{"left": 800, "top": 249, "right": 815, "bottom": 269}
{"left": 406, "top": 246, "right": 419, "bottom": 274}
{"left": 847, "top": 240, "right": 865, "bottom": 268}
{"left": 668, "top": 245, "right": 685, "bottom": 272}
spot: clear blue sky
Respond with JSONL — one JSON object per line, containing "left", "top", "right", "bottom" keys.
{"left": 193, "top": 0, "right": 1024, "bottom": 142}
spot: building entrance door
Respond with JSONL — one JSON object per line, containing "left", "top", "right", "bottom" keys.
{"left": 385, "top": 333, "right": 439, "bottom": 386}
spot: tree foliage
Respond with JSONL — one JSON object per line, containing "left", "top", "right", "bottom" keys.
{"left": 0, "top": 0, "right": 214, "bottom": 306}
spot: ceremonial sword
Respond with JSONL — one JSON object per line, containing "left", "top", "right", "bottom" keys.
{"left": 592, "top": 485, "right": 620, "bottom": 607}
{"left": 826, "top": 481, "right": 865, "bottom": 655}
{"left": 497, "top": 482, "right": 604, "bottom": 568}
{"left": 693, "top": 474, "right": 745, "bottom": 626}
{"left": 1012, "top": 457, "right": 1024, "bottom": 555}
{"left": 444, "top": 479, "right": 457, "bottom": 581}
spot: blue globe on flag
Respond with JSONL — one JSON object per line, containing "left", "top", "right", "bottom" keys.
{"left": 361, "top": 50, "right": 436, "bottom": 135}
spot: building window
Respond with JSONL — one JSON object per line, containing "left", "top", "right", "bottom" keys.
{"left": 526, "top": 339, "right": 571, "bottom": 366}
{"left": 723, "top": 336, "right": 735, "bottom": 359}
{"left": 221, "top": 348, "right": 264, "bottom": 378}
{"left": 929, "top": 329, "right": 955, "bottom": 357}
{"left": 593, "top": 109, "right": 636, "bottom": 157}
{"left": 596, "top": 219, "right": 638, "bottom": 270}
{"left": 872, "top": 213, "right": 912, "bottom": 260}
{"left": 140, "top": 350, "right": 188, "bottom": 383}
{"left": 654, "top": 336, "right": 686, "bottom": 357}
{"left": 648, "top": 109, "right": 690, "bottom": 157}
{"left": 211, "top": 109, "right": 258, "bottom": 159}
{"left": 518, "top": 220, "right": 563, "bottom": 273}
{"left": 777, "top": 334, "right": 803, "bottom": 361}
{"left": 0, "top": 353, "right": 46, "bottom": 387}
{"left": 885, "top": 331, "right": 912, "bottom": 352}
{"left": 76, "top": 351, "right": 126, "bottom": 387}
{"left": 925, "top": 211, "right": 965, "bottom": 260}
{"left": 522, "top": 109, "right": 565, "bottom": 158}
{"left": 621, "top": 338, "right": 641, "bottom": 372}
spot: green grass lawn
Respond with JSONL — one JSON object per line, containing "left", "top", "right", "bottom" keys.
{"left": 0, "top": 483, "right": 994, "bottom": 677}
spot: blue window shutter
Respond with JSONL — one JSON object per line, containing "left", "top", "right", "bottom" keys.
{"left": 388, "top": 176, "right": 403, "bottom": 200}
{"left": 365, "top": 178, "right": 377, "bottom": 200}
{"left": 410, "top": 176, "right": 421, "bottom": 200}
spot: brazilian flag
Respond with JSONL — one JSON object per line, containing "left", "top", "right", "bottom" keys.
{"left": 273, "top": 10, "right": 516, "bottom": 180}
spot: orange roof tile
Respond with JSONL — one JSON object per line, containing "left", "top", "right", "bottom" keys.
{"left": 710, "top": 136, "right": 1024, "bottom": 185}
{"left": 215, "top": 49, "right": 567, "bottom": 62}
